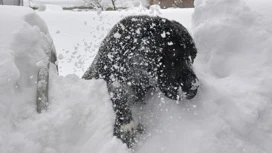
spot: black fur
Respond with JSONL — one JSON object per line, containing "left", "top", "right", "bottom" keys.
{"left": 82, "top": 15, "right": 199, "bottom": 147}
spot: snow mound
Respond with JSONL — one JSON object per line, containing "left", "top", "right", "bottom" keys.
{"left": 0, "top": 5, "right": 51, "bottom": 94}
{"left": 192, "top": 0, "right": 272, "bottom": 152}
{"left": 2, "top": 1, "right": 272, "bottom": 152}
{"left": 135, "top": 0, "right": 272, "bottom": 152}
{"left": 0, "top": 6, "right": 128, "bottom": 153}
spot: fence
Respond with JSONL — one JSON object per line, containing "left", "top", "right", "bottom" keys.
{"left": 0, "top": 0, "right": 23, "bottom": 6}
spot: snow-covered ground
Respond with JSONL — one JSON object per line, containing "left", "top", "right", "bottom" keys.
{"left": 1, "top": 0, "right": 272, "bottom": 153}
{"left": 30, "top": 0, "right": 85, "bottom": 8}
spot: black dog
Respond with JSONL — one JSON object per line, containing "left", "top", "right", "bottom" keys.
{"left": 82, "top": 15, "right": 199, "bottom": 147}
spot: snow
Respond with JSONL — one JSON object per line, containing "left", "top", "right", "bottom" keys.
{"left": 113, "top": 32, "right": 121, "bottom": 39}
{"left": 1, "top": 0, "right": 272, "bottom": 153}
{"left": 149, "top": 4, "right": 162, "bottom": 15}
{"left": 192, "top": 0, "right": 272, "bottom": 152}
{"left": 0, "top": 5, "right": 128, "bottom": 153}
{"left": 30, "top": 0, "right": 148, "bottom": 8}
{"left": 245, "top": 0, "right": 272, "bottom": 17}
{"left": 37, "top": 4, "right": 64, "bottom": 12}
{"left": 38, "top": 8, "right": 194, "bottom": 76}
{"left": 160, "top": 31, "right": 166, "bottom": 38}
{"left": 31, "top": 0, "right": 85, "bottom": 8}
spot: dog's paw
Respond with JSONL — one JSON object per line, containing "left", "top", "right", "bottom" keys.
{"left": 114, "top": 120, "right": 145, "bottom": 148}
{"left": 120, "top": 120, "right": 137, "bottom": 134}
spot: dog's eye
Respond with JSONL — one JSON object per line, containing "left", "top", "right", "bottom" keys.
{"left": 165, "top": 49, "right": 172, "bottom": 54}
{"left": 164, "top": 49, "right": 175, "bottom": 58}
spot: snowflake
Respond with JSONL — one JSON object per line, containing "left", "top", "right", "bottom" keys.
{"left": 161, "top": 31, "right": 166, "bottom": 38}
{"left": 114, "top": 32, "right": 121, "bottom": 38}
{"left": 167, "top": 41, "right": 173, "bottom": 46}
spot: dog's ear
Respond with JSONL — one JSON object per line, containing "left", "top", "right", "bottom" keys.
{"left": 170, "top": 20, "right": 197, "bottom": 64}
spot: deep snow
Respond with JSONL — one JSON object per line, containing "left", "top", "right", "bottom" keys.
{"left": 0, "top": 5, "right": 128, "bottom": 153}
{"left": 39, "top": 1, "right": 272, "bottom": 152}
{"left": 245, "top": 0, "right": 272, "bottom": 17}
{"left": 1, "top": 0, "right": 272, "bottom": 153}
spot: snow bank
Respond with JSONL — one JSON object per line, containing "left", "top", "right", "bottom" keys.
{"left": 245, "top": 0, "right": 272, "bottom": 17}
{"left": 38, "top": 3, "right": 272, "bottom": 152}
{"left": 0, "top": 5, "right": 51, "bottom": 98}
{"left": 118, "top": 0, "right": 272, "bottom": 152}
{"left": 191, "top": 0, "right": 272, "bottom": 152}
{"left": 0, "top": 6, "right": 128, "bottom": 153}
{"left": 244, "top": 0, "right": 272, "bottom": 34}
{"left": 2, "top": 1, "right": 272, "bottom": 152}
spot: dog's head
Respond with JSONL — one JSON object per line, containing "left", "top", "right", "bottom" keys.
{"left": 156, "top": 19, "right": 199, "bottom": 100}
{"left": 158, "top": 63, "right": 199, "bottom": 100}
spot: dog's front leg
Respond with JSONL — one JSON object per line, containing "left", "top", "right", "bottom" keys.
{"left": 107, "top": 81, "right": 139, "bottom": 147}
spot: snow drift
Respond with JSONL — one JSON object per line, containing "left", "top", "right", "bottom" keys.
{"left": 192, "top": 0, "right": 272, "bottom": 152}
{"left": 1, "top": 0, "right": 272, "bottom": 152}
{"left": 134, "top": 0, "right": 272, "bottom": 152}
{"left": 0, "top": 6, "right": 128, "bottom": 153}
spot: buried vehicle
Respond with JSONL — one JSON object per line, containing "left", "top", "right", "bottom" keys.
{"left": 82, "top": 15, "right": 199, "bottom": 147}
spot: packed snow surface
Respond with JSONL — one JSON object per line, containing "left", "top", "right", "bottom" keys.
{"left": 1, "top": 0, "right": 272, "bottom": 153}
